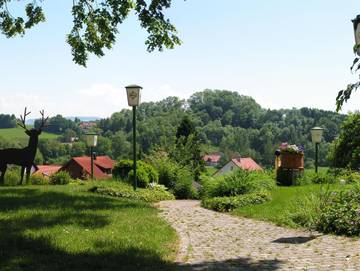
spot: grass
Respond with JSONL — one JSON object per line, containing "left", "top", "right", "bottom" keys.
{"left": 0, "top": 127, "right": 59, "bottom": 140}
{"left": 232, "top": 184, "right": 342, "bottom": 228}
{"left": 0, "top": 184, "right": 179, "bottom": 271}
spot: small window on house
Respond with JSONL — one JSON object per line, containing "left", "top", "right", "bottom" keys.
{"left": 231, "top": 166, "right": 234, "bottom": 171}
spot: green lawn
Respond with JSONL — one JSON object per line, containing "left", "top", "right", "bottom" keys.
{"left": 232, "top": 184, "right": 341, "bottom": 228}
{"left": 0, "top": 127, "right": 59, "bottom": 140}
{"left": 0, "top": 185, "right": 179, "bottom": 271}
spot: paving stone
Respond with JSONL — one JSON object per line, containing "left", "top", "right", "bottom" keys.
{"left": 157, "top": 200, "right": 360, "bottom": 271}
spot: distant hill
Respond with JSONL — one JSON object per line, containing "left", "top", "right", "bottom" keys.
{"left": 25, "top": 116, "right": 101, "bottom": 125}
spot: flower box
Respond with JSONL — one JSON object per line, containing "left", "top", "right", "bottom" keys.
{"left": 281, "top": 152, "right": 304, "bottom": 169}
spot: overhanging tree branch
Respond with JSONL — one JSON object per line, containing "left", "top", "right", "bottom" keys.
{"left": 0, "top": 0, "right": 181, "bottom": 66}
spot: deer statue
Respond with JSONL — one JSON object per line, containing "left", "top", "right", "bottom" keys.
{"left": 0, "top": 108, "right": 48, "bottom": 184}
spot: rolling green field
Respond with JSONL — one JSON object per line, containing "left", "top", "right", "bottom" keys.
{"left": 0, "top": 184, "right": 179, "bottom": 271}
{"left": 0, "top": 127, "right": 59, "bottom": 140}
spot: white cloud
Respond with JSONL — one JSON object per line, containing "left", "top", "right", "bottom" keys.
{"left": 0, "top": 84, "right": 194, "bottom": 118}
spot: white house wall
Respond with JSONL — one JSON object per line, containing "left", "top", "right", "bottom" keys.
{"left": 214, "top": 161, "right": 237, "bottom": 177}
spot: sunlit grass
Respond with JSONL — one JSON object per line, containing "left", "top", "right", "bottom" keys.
{"left": 232, "top": 184, "right": 344, "bottom": 228}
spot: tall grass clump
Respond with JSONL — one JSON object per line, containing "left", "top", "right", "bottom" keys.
{"left": 201, "top": 170, "right": 275, "bottom": 198}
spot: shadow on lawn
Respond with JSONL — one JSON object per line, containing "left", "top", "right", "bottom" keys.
{"left": 0, "top": 188, "right": 284, "bottom": 271}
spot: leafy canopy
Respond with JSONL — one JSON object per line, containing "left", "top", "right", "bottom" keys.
{"left": 0, "top": 0, "right": 181, "bottom": 66}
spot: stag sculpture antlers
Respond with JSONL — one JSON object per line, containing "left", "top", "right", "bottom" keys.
{"left": 0, "top": 108, "right": 48, "bottom": 184}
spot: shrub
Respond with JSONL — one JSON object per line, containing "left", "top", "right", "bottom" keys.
{"left": 201, "top": 170, "right": 275, "bottom": 198}
{"left": 138, "top": 161, "right": 159, "bottom": 183}
{"left": 287, "top": 192, "right": 321, "bottom": 229}
{"left": 30, "top": 174, "right": 50, "bottom": 185}
{"left": 201, "top": 190, "right": 271, "bottom": 212}
{"left": 147, "top": 152, "right": 195, "bottom": 198}
{"left": 316, "top": 184, "right": 360, "bottom": 236}
{"left": 128, "top": 167, "right": 150, "bottom": 188}
{"left": 113, "top": 160, "right": 133, "bottom": 179}
{"left": 49, "top": 171, "right": 71, "bottom": 185}
{"left": 113, "top": 160, "right": 159, "bottom": 187}
{"left": 173, "top": 178, "right": 197, "bottom": 199}
{"left": 149, "top": 155, "right": 183, "bottom": 188}
{"left": 91, "top": 182, "right": 175, "bottom": 202}
{"left": 298, "top": 171, "right": 335, "bottom": 185}
{"left": 3, "top": 169, "right": 21, "bottom": 186}
{"left": 334, "top": 169, "right": 360, "bottom": 184}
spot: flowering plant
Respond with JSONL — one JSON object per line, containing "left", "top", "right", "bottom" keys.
{"left": 279, "top": 142, "right": 304, "bottom": 154}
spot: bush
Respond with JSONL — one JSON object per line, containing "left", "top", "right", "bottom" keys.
{"left": 201, "top": 170, "right": 275, "bottom": 198}
{"left": 148, "top": 155, "right": 184, "bottom": 188}
{"left": 30, "top": 174, "right": 50, "bottom": 185}
{"left": 333, "top": 169, "right": 360, "bottom": 184}
{"left": 113, "top": 160, "right": 133, "bottom": 179}
{"left": 91, "top": 182, "right": 175, "bottom": 202}
{"left": 287, "top": 192, "right": 321, "bottom": 229}
{"left": 3, "top": 169, "right": 21, "bottom": 186}
{"left": 201, "top": 190, "right": 271, "bottom": 212}
{"left": 128, "top": 167, "right": 150, "bottom": 188}
{"left": 49, "top": 171, "right": 71, "bottom": 185}
{"left": 316, "top": 184, "right": 360, "bottom": 236}
{"left": 298, "top": 170, "right": 335, "bottom": 185}
{"left": 146, "top": 152, "right": 196, "bottom": 198}
{"left": 113, "top": 160, "right": 159, "bottom": 188}
{"left": 138, "top": 161, "right": 159, "bottom": 183}
{"left": 173, "top": 178, "right": 197, "bottom": 199}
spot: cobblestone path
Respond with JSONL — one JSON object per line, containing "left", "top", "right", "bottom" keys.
{"left": 157, "top": 200, "right": 360, "bottom": 271}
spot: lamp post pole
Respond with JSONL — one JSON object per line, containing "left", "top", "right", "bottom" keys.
{"left": 85, "top": 133, "right": 97, "bottom": 180}
{"left": 310, "top": 127, "right": 324, "bottom": 174}
{"left": 315, "top": 142, "right": 319, "bottom": 173}
{"left": 126, "top": 84, "right": 142, "bottom": 191}
{"left": 133, "top": 105, "right": 137, "bottom": 190}
{"left": 90, "top": 146, "right": 94, "bottom": 179}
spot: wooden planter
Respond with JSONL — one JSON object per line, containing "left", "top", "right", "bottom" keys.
{"left": 280, "top": 152, "right": 304, "bottom": 169}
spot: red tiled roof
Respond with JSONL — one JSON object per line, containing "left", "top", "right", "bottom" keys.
{"left": 231, "top": 158, "right": 263, "bottom": 171}
{"left": 71, "top": 156, "right": 115, "bottom": 179}
{"left": 203, "top": 154, "right": 221, "bottom": 163}
{"left": 34, "top": 165, "right": 62, "bottom": 177}
{"left": 93, "top": 156, "right": 115, "bottom": 169}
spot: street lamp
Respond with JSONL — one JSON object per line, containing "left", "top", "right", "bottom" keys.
{"left": 352, "top": 15, "right": 360, "bottom": 56}
{"left": 310, "top": 127, "right": 324, "bottom": 173}
{"left": 85, "top": 132, "right": 98, "bottom": 179}
{"left": 126, "top": 84, "right": 142, "bottom": 190}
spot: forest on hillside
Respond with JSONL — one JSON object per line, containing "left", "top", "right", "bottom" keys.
{"left": 0, "top": 90, "right": 345, "bottom": 167}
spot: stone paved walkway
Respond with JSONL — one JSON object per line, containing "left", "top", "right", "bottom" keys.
{"left": 157, "top": 200, "right": 360, "bottom": 271}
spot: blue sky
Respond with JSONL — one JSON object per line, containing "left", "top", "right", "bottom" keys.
{"left": 0, "top": 0, "right": 360, "bottom": 118}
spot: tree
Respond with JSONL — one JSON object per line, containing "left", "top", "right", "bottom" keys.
{"left": 328, "top": 113, "right": 360, "bottom": 169}
{"left": 70, "top": 142, "right": 86, "bottom": 157}
{"left": 96, "top": 136, "right": 112, "bottom": 156}
{"left": 176, "top": 116, "right": 195, "bottom": 140}
{"left": 0, "top": 0, "right": 181, "bottom": 66}
{"left": 0, "top": 114, "right": 16, "bottom": 128}
{"left": 336, "top": 16, "right": 360, "bottom": 111}
{"left": 111, "top": 131, "right": 131, "bottom": 159}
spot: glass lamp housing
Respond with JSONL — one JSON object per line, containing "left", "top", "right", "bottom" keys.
{"left": 126, "top": 85, "right": 142, "bottom": 106}
{"left": 310, "top": 127, "right": 324, "bottom": 143}
{"left": 85, "top": 133, "right": 98, "bottom": 147}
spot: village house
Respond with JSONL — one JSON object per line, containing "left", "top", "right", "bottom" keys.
{"left": 61, "top": 156, "right": 115, "bottom": 180}
{"left": 32, "top": 165, "right": 62, "bottom": 178}
{"left": 203, "top": 153, "right": 222, "bottom": 167}
{"left": 214, "top": 157, "right": 262, "bottom": 177}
